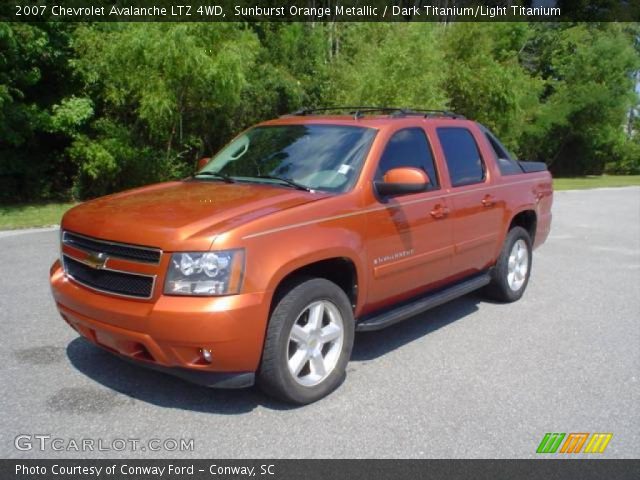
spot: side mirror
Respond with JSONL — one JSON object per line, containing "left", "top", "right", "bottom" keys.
{"left": 374, "top": 167, "right": 430, "bottom": 197}
{"left": 196, "top": 157, "right": 211, "bottom": 171}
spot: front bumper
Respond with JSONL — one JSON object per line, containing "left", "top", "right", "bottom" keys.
{"left": 50, "top": 260, "right": 270, "bottom": 388}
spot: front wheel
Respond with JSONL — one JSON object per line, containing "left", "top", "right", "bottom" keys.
{"left": 485, "top": 226, "right": 533, "bottom": 302}
{"left": 258, "top": 278, "right": 354, "bottom": 404}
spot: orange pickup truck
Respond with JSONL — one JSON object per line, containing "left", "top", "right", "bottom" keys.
{"left": 50, "top": 108, "right": 553, "bottom": 404}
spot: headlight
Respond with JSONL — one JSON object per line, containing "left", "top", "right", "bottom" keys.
{"left": 164, "top": 250, "right": 244, "bottom": 296}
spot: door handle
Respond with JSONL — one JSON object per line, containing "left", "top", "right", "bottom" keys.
{"left": 430, "top": 204, "right": 450, "bottom": 219}
{"left": 481, "top": 195, "right": 496, "bottom": 207}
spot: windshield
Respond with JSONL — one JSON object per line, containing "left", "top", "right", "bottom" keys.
{"left": 196, "top": 125, "right": 377, "bottom": 193}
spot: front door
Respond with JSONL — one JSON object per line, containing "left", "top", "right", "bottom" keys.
{"left": 364, "top": 127, "right": 454, "bottom": 312}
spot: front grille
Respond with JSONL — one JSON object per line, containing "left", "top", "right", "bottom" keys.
{"left": 62, "top": 231, "right": 161, "bottom": 264}
{"left": 63, "top": 255, "right": 155, "bottom": 299}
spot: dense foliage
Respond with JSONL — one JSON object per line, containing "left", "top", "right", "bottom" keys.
{"left": 1, "top": 22, "right": 638, "bottom": 202}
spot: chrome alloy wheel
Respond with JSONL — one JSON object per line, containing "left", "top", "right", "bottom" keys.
{"left": 287, "top": 300, "right": 344, "bottom": 387}
{"left": 507, "top": 239, "right": 529, "bottom": 291}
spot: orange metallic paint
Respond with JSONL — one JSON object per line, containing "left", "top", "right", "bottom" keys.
{"left": 382, "top": 166, "right": 430, "bottom": 186}
{"left": 50, "top": 114, "right": 553, "bottom": 378}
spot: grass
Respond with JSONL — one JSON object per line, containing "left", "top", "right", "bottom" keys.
{"left": 553, "top": 175, "right": 640, "bottom": 191}
{"left": 0, "top": 202, "right": 77, "bottom": 230}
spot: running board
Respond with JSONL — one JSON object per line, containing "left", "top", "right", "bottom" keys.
{"left": 355, "top": 272, "right": 492, "bottom": 332}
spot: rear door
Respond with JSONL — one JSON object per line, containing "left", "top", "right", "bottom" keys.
{"left": 364, "top": 126, "right": 454, "bottom": 311}
{"left": 435, "top": 126, "right": 505, "bottom": 276}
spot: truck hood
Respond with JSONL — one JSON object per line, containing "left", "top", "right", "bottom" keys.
{"left": 62, "top": 180, "right": 327, "bottom": 251}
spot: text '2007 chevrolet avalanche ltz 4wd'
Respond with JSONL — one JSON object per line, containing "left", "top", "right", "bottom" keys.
{"left": 50, "top": 107, "right": 553, "bottom": 404}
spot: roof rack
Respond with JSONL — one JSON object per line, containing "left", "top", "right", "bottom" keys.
{"left": 397, "top": 109, "right": 466, "bottom": 120}
{"left": 284, "top": 107, "right": 465, "bottom": 120}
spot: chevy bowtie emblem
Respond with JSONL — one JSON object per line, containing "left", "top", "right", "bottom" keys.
{"left": 85, "top": 252, "right": 108, "bottom": 269}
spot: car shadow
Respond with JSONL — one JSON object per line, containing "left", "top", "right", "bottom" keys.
{"left": 67, "top": 292, "right": 486, "bottom": 413}
{"left": 66, "top": 338, "right": 287, "bottom": 414}
{"left": 352, "top": 292, "right": 484, "bottom": 361}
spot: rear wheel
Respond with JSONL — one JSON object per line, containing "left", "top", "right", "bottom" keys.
{"left": 485, "top": 226, "right": 532, "bottom": 302}
{"left": 258, "top": 278, "right": 354, "bottom": 404}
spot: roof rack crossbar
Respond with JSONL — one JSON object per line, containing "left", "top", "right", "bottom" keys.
{"left": 401, "top": 109, "right": 465, "bottom": 119}
{"left": 287, "top": 107, "right": 404, "bottom": 120}
{"left": 284, "top": 107, "right": 465, "bottom": 120}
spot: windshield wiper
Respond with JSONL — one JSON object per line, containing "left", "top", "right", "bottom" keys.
{"left": 194, "top": 171, "right": 235, "bottom": 183}
{"left": 253, "top": 175, "right": 312, "bottom": 192}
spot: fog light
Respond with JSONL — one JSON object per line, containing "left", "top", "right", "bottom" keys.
{"left": 201, "top": 348, "right": 213, "bottom": 363}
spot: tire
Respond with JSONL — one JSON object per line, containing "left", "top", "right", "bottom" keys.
{"left": 258, "top": 278, "right": 354, "bottom": 404}
{"left": 485, "top": 226, "right": 533, "bottom": 303}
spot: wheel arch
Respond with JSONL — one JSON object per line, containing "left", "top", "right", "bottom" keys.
{"left": 508, "top": 209, "right": 537, "bottom": 244}
{"left": 268, "top": 254, "right": 362, "bottom": 317}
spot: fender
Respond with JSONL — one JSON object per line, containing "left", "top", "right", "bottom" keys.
{"left": 494, "top": 201, "right": 536, "bottom": 260}
{"left": 265, "top": 243, "right": 368, "bottom": 316}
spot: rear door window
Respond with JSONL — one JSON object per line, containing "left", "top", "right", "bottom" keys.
{"left": 436, "top": 128, "right": 485, "bottom": 187}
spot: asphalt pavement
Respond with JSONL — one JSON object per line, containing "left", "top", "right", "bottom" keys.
{"left": 1, "top": 187, "right": 638, "bottom": 459}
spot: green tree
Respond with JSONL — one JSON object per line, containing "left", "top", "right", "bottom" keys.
{"left": 520, "top": 23, "right": 639, "bottom": 175}
{"left": 233, "top": 23, "right": 331, "bottom": 130}
{"left": 68, "top": 23, "right": 260, "bottom": 197}
{"left": 0, "top": 22, "right": 77, "bottom": 201}
{"left": 2, "top": 22, "right": 639, "bottom": 203}
{"left": 443, "top": 22, "right": 544, "bottom": 152}
{"left": 329, "top": 23, "right": 449, "bottom": 109}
